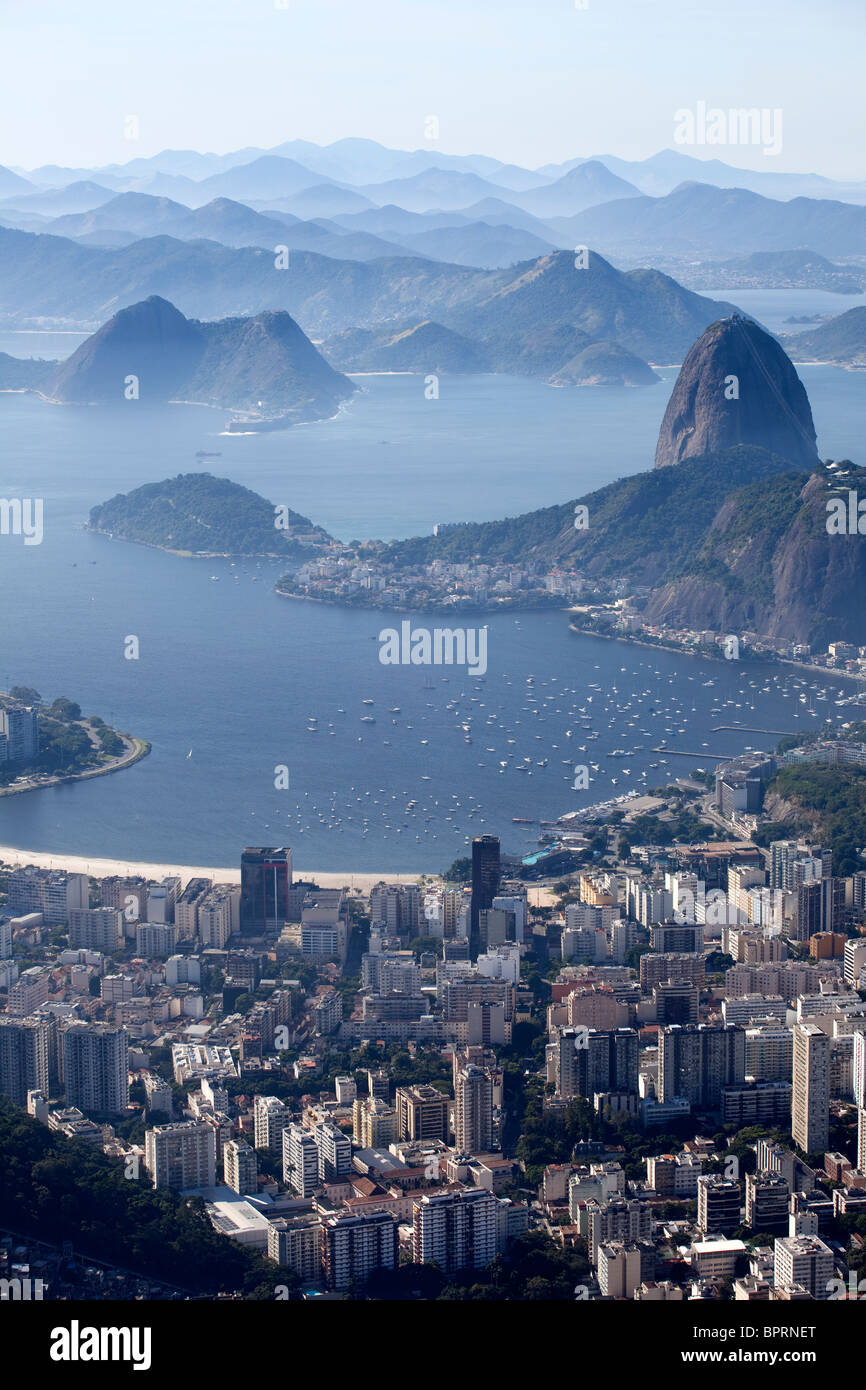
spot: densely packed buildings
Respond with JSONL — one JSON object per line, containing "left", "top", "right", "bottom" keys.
{"left": 2, "top": 799, "right": 866, "bottom": 1300}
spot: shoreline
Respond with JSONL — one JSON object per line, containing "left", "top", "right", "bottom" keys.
{"left": 0, "top": 736, "right": 150, "bottom": 799}
{"left": 567, "top": 620, "right": 866, "bottom": 685}
{"left": 0, "top": 845, "right": 422, "bottom": 894}
{"left": 0, "top": 845, "right": 558, "bottom": 907}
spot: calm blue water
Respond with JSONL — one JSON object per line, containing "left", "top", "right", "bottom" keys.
{"left": 0, "top": 355, "right": 863, "bottom": 871}
{"left": 702, "top": 287, "right": 866, "bottom": 338}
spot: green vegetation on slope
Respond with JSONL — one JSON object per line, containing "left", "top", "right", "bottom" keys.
{"left": 381, "top": 445, "right": 805, "bottom": 580}
{"left": 768, "top": 763, "right": 866, "bottom": 876}
{"left": 0, "top": 1100, "right": 285, "bottom": 1297}
{"left": 89, "top": 472, "right": 330, "bottom": 556}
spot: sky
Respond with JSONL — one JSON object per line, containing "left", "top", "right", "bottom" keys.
{"left": 2, "top": 0, "right": 864, "bottom": 178}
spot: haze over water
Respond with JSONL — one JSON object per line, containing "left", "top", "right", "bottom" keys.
{"left": 1, "top": 317, "right": 863, "bottom": 872}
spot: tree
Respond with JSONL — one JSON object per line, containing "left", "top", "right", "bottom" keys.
{"left": 443, "top": 857, "right": 472, "bottom": 883}
{"left": 9, "top": 686, "right": 40, "bottom": 704}
{"left": 48, "top": 697, "right": 82, "bottom": 722}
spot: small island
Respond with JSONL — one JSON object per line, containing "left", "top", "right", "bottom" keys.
{"left": 88, "top": 473, "right": 334, "bottom": 559}
{"left": 0, "top": 687, "right": 149, "bottom": 797}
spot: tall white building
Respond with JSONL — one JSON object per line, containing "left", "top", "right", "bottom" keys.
{"left": 492, "top": 894, "right": 526, "bottom": 943}
{"left": 792, "top": 1023, "right": 830, "bottom": 1155}
{"left": 314, "top": 1121, "right": 352, "bottom": 1182}
{"left": 68, "top": 907, "right": 123, "bottom": 953}
{"left": 322, "top": 1210, "right": 398, "bottom": 1291}
{"left": 197, "top": 886, "right": 240, "bottom": 948}
{"left": 224, "top": 1139, "right": 258, "bottom": 1195}
{"left": 0, "top": 1016, "right": 51, "bottom": 1105}
{"left": 8, "top": 868, "right": 88, "bottom": 925}
{"left": 145, "top": 1121, "right": 216, "bottom": 1189}
{"left": 412, "top": 1188, "right": 497, "bottom": 1275}
{"left": 855, "top": 1032, "right": 866, "bottom": 1112}
{"left": 62, "top": 1022, "right": 129, "bottom": 1115}
{"left": 773, "top": 1235, "right": 833, "bottom": 1299}
{"left": 254, "top": 1094, "right": 290, "bottom": 1150}
{"left": 454, "top": 1065, "right": 494, "bottom": 1154}
{"left": 598, "top": 1241, "right": 643, "bottom": 1298}
{"left": 283, "top": 1122, "right": 319, "bottom": 1197}
{"left": 8, "top": 966, "right": 52, "bottom": 1017}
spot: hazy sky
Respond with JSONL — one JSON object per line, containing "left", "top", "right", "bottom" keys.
{"left": 3, "top": 0, "right": 864, "bottom": 177}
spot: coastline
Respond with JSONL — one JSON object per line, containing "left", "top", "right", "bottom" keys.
{"left": 0, "top": 845, "right": 421, "bottom": 895}
{"left": 567, "top": 620, "right": 866, "bottom": 685}
{"left": 0, "top": 846, "right": 558, "bottom": 907}
{"left": 0, "top": 736, "right": 150, "bottom": 799}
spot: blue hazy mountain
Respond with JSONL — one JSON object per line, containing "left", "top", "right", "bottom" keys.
{"left": 46, "top": 294, "right": 354, "bottom": 420}
{"left": 553, "top": 182, "right": 866, "bottom": 261}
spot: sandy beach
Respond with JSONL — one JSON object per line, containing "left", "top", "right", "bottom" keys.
{"left": 0, "top": 844, "right": 557, "bottom": 906}
{"left": 0, "top": 845, "right": 421, "bottom": 896}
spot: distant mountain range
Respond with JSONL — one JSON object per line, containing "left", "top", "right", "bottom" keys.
{"left": 0, "top": 231, "right": 737, "bottom": 380}
{"left": 318, "top": 251, "right": 737, "bottom": 381}
{"left": 9, "top": 295, "right": 354, "bottom": 423}
{"left": 11, "top": 139, "right": 866, "bottom": 204}
{"left": 23, "top": 191, "right": 556, "bottom": 271}
{"left": 3, "top": 142, "right": 865, "bottom": 281}
{"left": 553, "top": 183, "right": 866, "bottom": 261}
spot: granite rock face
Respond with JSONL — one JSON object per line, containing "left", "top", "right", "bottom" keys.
{"left": 654, "top": 314, "right": 819, "bottom": 469}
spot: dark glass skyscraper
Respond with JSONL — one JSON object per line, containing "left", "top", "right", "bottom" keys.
{"left": 470, "top": 835, "right": 500, "bottom": 958}
{"left": 240, "top": 847, "right": 292, "bottom": 935}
